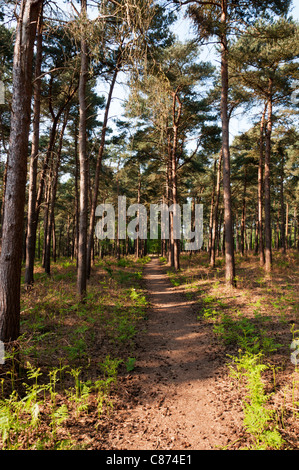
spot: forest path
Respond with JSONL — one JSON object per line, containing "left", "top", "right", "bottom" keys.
{"left": 107, "top": 257, "right": 243, "bottom": 450}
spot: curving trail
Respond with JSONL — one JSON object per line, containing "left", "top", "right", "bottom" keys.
{"left": 108, "top": 257, "right": 243, "bottom": 450}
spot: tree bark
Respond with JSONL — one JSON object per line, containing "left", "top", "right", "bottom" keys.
{"left": 280, "top": 152, "right": 286, "bottom": 253}
{"left": 220, "top": 1, "right": 236, "bottom": 286}
{"left": 171, "top": 89, "right": 182, "bottom": 271}
{"left": 87, "top": 62, "right": 119, "bottom": 277}
{"left": 24, "top": 6, "right": 43, "bottom": 287}
{"left": 208, "top": 159, "right": 216, "bottom": 258}
{"left": 77, "top": 0, "right": 89, "bottom": 300}
{"left": 0, "top": 0, "right": 43, "bottom": 342}
{"left": 210, "top": 151, "right": 222, "bottom": 267}
{"left": 44, "top": 112, "right": 68, "bottom": 274}
{"left": 258, "top": 103, "right": 266, "bottom": 266}
{"left": 285, "top": 202, "right": 289, "bottom": 250}
{"left": 135, "top": 170, "right": 141, "bottom": 259}
{"left": 240, "top": 167, "right": 247, "bottom": 256}
{"left": 264, "top": 78, "right": 273, "bottom": 273}
{"left": 166, "top": 132, "right": 174, "bottom": 267}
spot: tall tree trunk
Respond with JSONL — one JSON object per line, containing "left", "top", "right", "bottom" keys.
{"left": 280, "top": 152, "right": 286, "bottom": 253}
{"left": 210, "top": 151, "right": 222, "bottom": 267}
{"left": 135, "top": 170, "right": 141, "bottom": 259}
{"left": 0, "top": 161, "right": 8, "bottom": 245}
{"left": 77, "top": 0, "right": 88, "bottom": 300}
{"left": 264, "top": 78, "right": 273, "bottom": 273}
{"left": 217, "top": 208, "right": 223, "bottom": 257}
{"left": 166, "top": 135, "right": 174, "bottom": 267}
{"left": 74, "top": 127, "right": 79, "bottom": 263}
{"left": 42, "top": 174, "right": 51, "bottom": 268}
{"left": 220, "top": 2, "right": 236, "bottom": 286}
{"left": 52, "top": 220, "right": 56, "bottom": 263}
{"left": 254, "top": 211, "right": 259, "bottom": 255}
{"left": 258, "top": 103, "right": 266, "bottom": 266}
{"left": 87, "top": 62, "right": 119, "bottom": 277}
{"left": 171, "top": 90, "right": 182, "bottom": 271}
{"left": 240, "top": 168, "right": 247, "bottom": 256}
{"left": 285, "top": 202, "right": 289, "bottom": 250}
{"left": 208, "top": 159, "right": 216, "bottom": 258}
{"left": 44, "top": 112, "right": 68, "bottom": 274}
{"left": 0, "top": 0, "right": 43, "bottom": 342}
{"left": 114, "top": 160, "right": 121, "bottom": 260}
{"left": 24, "top": 5, "right": 43, "bottom": 287}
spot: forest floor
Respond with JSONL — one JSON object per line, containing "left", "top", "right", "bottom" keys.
{"left": 105, "top": 257, "right": 245, "bottom": 450}
{"left": 105, "top": 253, "right": 299, "bottom": 450}
{"left": 0, "top": 251, "right": 298, "bottom": 450}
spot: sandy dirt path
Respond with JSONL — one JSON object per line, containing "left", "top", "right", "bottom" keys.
{"left": 108, "top": 257, "right": 243, "bottom": 450}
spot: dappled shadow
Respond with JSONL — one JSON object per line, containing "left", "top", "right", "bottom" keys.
{"left": 126, "top": 258, "right": 226, "bottom": 388}
{"left": 116, "top": 256, "right": 297, "bottom": 405}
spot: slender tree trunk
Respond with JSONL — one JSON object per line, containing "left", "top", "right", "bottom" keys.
{"left": 264, "top": 78, "right": 273, "bottom": 273}
{"left": 208, "top": 159, "right": 216, "bottom": 258}
{"left": 52, "top": 220, "right": 56, "bottom": 263}
{"left": 285, "top": 202, "right": 289, "bottom": 250}
{"left": 0, "top": 161, "right": 8, "bottom": 245}
{"left": 166, "top": 136, "right": 174, "bottom": 267}
{"left": 135, "top": 170, "right": 142, "bottom": 259}
{"left": 42, "top": 175, "right": 51, "bottom": 268}
{"left": 74, "top": 128, "right": 79, "bottom": 263}
{"left": 87, "top": 61, "right": 119, "bottom": 277}
{"left": 240, "top": 168, "right": 247, "bottom": 256}
{"left": 217, "top": 208, "right": 223, "bottom": 257}
{"left": 0, "top": 0, "right": 43, "bottom": 342}
{"left": 220, "top": 2, "right": 236, "bottom": 286}
{"left": 171, "top": 90, "right": 182, "bottom": 271}
{"left": 77, "top": 0, "right": 88, "bottom": 300}
{"left": 235, "top": 214, "right": 239, "bottom": 253}
{"left": 24, "top": 5, "right": 43, "bottom": 287}
{"left": 37, "top": 221, "right": 41, "bottom": 260}
{"left": 44, "top": 112, "right": 68, "bottom": 274}
{"left": 116, "top": 170, "right": 121, "bottom": 260}
{"left": 210, "top": 151, "right": 222, "bottom": 267}
{"left": 254, "top": 211, "right": 259, "bottom": 255}
{"left": 258, "top": 103, "right": 266, "bottom": 266}
{"left": 280, "top": 153, "right": 286, "bottom": 254}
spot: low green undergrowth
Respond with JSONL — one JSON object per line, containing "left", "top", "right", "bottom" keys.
{"left": 228, "top": 352, "right": 285, "bottom": 450}
{"left": 0, "top": 356, "right": 121, "bottom": 449}
{"left": 0, "top": 255, "right": 150, "bottom": 449}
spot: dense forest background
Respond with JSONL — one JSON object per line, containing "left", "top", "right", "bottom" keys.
{"left": 1, "top": 1, "right": 298, "bottom": 307}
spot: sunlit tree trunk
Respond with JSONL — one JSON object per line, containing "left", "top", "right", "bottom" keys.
{"left": 210, "top": 151, "right": 222, "bottom": 267}
{"left": 24, "top": 5, "right": 43, "bottom": 287}
{"left": 171, "top": 89, "right": 181, "bottom": 271}
{"left": 258, "top": 103, "right": 266, "bottom": 266}
{"left": 264, "top": 78, "right": 273, "bottom": 273}
{"left": 240, "top": 168, "right": 247, "bottom": 256}
{"left": 77, "top": 0, "right": 88, "bottom": 299}
{"left": 280, "top": 152, "right": 286, "bottom": 254}
{"left": 87, "top": 62, "right": 119, "bottom": 277}
{"left": 220, "top": 1, "right": 236, "bottom": 286}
